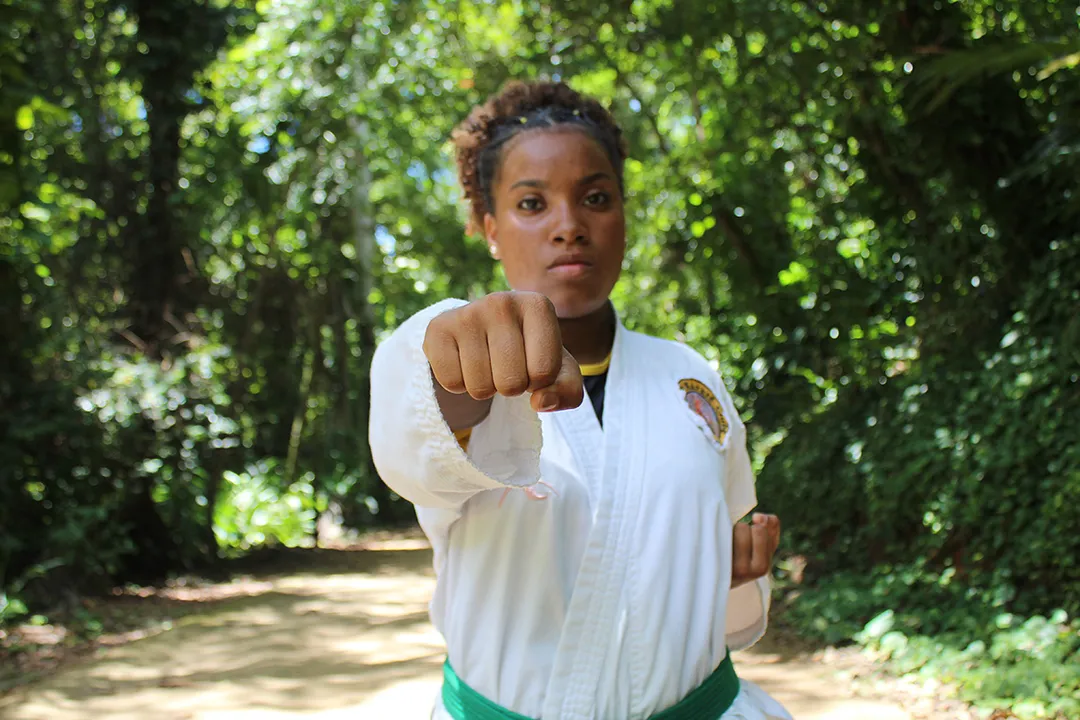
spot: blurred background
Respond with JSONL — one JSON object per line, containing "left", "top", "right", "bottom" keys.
{"left": 1, "top": 0, "right": 1078, "bottom": 717}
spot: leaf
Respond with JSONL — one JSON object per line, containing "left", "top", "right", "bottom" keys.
{"left": 837, "top": 237, "right": 865, "bottom": 259}
{"left": 0, "top": 595, "right": 29, "bottom": 622}
{"left": 21, "top": 203, "right": 51, "bottom": 223}
{"left": 16, "top": 105, "right": 33, "bottom": 130}
{"left": 779, "top": 261, "right": 810, "bottom": 286}
{"left": 1037, "top": 51, "right": 1080, "bottom": 80}
{"left": 878, "top": 320, "right": 899, "bottom": 336}
{"left": 860, "top": 609, "right": 896, "bottom": 641}
{"left": 911, "top": 38, "right": 1080, "bottom": 114}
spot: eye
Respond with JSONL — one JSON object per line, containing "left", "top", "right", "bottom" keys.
{"left": 583, "top": 191, "right": 611, "bottom": 207}
{"left": 517, "top": 196, "right": 544, "bottom": 212}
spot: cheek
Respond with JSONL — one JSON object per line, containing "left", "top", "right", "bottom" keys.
{"left": 494, "top": 221, "right": 542, "bottom": 277}
{"left": 598, "top": 214, "right": 627, "bottom": 260}
{"left": 503, "top": 212, "right": 540, "bottom": 237}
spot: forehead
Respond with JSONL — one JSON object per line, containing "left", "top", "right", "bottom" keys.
{"left": 496, "top": 128, "right": 615, "bottom": 185}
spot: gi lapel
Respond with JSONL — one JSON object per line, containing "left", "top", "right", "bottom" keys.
{"left": 550, "top": 382, "right": 604, "bottom": 510}
{"left": 542, "top": 321, "right": 649, "bottom": 719}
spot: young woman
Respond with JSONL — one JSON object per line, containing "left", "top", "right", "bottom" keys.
{"left": 370, "top": 81, "right": 791, "bottom": 720}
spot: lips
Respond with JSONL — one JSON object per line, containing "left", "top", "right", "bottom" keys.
{"left": 549, "top": 254, "right": 593, "bottom": 270}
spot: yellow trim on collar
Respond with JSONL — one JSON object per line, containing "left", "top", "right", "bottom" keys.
{"left": 454, "top": 428, "right": 472, "bottom": 451}
{"left": 578, "top": 352, "right": 612, "bottom": 377}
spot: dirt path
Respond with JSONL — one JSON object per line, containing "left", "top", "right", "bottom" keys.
{"left": 1, "top": 542, "right": 919, "bottom": 720}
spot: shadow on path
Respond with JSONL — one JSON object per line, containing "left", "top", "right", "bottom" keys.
{"left": 1, "top": 544, "right": 912, "bottom": 720}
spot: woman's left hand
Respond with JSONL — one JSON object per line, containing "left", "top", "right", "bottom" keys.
{"left": 731, "top": 513, "right": 781, "bottom": 588}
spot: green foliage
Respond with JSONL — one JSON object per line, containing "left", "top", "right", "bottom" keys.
{"left": 213, "top": 465, "right": 321, "bottom": 552}
{"left": 785, "top": 570, "right": 1080, "bottom": 718}
{"left": 765, "top": 237, "right": 1080, "bottom": 614}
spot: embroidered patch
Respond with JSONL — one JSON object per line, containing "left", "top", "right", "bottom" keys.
{"left": 678, "top": 378, "right": 729, "bottom": 446}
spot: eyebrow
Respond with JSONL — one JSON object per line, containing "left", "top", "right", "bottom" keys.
{"left": 509, "top": 172, "right": 615, "bottom": 191}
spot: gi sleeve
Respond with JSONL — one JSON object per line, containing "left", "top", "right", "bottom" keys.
{"left": 716, "top": 372, "right": 771, "bottom": 651}
{"left": 368, "top": 299, "right": 544, "bottom": 512}
{"left": 726, "top": 576, "right": 771, "bottom": 650}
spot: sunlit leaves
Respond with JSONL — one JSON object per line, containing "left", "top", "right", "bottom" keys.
{"left": 837, "top": 237, "right": 866, "bottom": 259}
{"left": 2, "top": 0, "right": 1078, "bottom": 638}
{"left": 911, "top": 37, "right": 1080, "bottom": 113}
{"left": 778, "top": 261, "right": 810, "bottom": 286}
{"left": 15, "top": 106, "right": 33, "bottom": 131}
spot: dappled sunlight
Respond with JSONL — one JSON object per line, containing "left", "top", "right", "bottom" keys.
{"left": 2, "top": 547, "right": 925, "bottom": 720}
{"left": 3, "top": 548, "right": 444, "bottom": 720}
{"left": 737, "top": 663, "right": 911, "bottom": 720}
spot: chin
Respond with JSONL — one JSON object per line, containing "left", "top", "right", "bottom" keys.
{"left": 550, "top": 293, "right": 610, "bottom": 320}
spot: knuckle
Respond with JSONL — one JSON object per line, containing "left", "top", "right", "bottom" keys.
{"left": 531, "top": 364, "right": 560, "bottom": 388}
{"left": 457, "top": 308, "right": 485, "bottom": 337}
{"left": 427, "top": 355, "right": 452, "bottom": 374}
{"left": 467, "top": 381, "right": 496, "bottom": 401}
{"left": 496, "top": 373, "right": 529, "bottom": 397}
{"left": 442, "top": 379, "right": 466, "bottom": 393}
{"left": 421, "top": 336, "right": 437, "bottom": 363}
{"left": 423, "top": 322, "right": 451, "bottom": 352}
{"left": 519, "top": 291, "right": 555, "bottom": 316}
{"left": 427, "top": 310, "right": 454, "bottom": 333}
{"left": 437, "top": 306, "right": 474, "bottom": 337}
{"left": 540, "top": 351, "right": 566, "bottom": 381}
{"left": 529, "top": 355, "right": 562, "bottom": 387}
{"left": 431, "top": 365, "right": 464, "bottom": 393}
{"left": 423, "top": 338, "right": 455, "bottom": 370}
{"left": 484, "top": 292, "right": 518, "bottom": 319}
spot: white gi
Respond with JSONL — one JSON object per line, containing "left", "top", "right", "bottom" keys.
{"left": 370, "top": 299, "right": 792, "bottom": 720}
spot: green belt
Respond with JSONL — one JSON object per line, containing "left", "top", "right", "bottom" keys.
{"left": 441, "top": 652, "right": 740, "bottom": 720}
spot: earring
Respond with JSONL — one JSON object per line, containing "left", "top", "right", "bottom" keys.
{"left": 488, "top": 244, "right": 498, "bottom": 257}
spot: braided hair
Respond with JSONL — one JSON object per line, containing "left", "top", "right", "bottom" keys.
{"left": 451, "top": 80, "right": 629, "bottom": 236}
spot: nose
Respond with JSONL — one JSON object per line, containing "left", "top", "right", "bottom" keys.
{"left": 548, "top": 202, "right": 588, "bottom": 245}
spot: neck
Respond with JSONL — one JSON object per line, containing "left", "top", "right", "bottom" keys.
{"left": 559, "top": 302, "right": 616, "bottom": 366}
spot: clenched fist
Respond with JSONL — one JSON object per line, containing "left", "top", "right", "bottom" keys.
{"left": 423, "top": 292, "right": 585, "bottom": 415}
{"left": 731, "top": 513, "right": 781, "bottom": 588}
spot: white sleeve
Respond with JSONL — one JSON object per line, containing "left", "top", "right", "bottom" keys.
{"left": 368, "top": 299, "right": 544, "bottom": 512}
{"left": 722, "top": 414, "right": 758, "bottom": 525}
{"left": 726, "top": 575, "right": 771, "bottom": 651}
{"left": 718, "top": 375, "right": 771, "bottom": 651}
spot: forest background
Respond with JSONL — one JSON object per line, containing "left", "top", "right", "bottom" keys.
{"left": 2, "top": 0, "right": 1078, "bottom": 716}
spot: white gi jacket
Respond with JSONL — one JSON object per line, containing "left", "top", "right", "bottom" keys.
{"left": 370, "top": 299, "right": 792, "bottom": 720}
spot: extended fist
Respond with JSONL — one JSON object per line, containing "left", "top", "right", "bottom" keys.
{"left": 731, "top": 513, "right": 781, "bottom": 588}
{"left": 423, "top": 292, "right": 585, "bottom": 413}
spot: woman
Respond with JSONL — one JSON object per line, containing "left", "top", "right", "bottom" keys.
{"left": 370, "top": 80, "right": 791, "bottom": 720}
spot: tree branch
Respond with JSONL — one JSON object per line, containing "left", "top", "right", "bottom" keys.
{"left": 615, "top": 70, "right": 670, "bottom": 155}
{"left": 712, "top": 210, "right": 769, "bottom": 291}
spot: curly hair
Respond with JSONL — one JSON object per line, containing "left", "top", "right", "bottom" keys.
{"left": 451, "top": 80, "right": 629, "bottom": 236}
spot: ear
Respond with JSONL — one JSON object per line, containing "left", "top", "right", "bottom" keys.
{"left": 483, "top": 213, "right": 500, "bottom": 260}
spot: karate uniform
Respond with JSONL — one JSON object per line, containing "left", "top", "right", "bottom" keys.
{"left": 369, "top": 299, "right": 792, "bottom": 720}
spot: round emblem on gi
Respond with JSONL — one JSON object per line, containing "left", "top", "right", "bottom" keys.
{"left": 678, "top": 378, "right": 729, "bottom": 445}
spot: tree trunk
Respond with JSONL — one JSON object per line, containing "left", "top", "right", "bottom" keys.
{"left": 347, "top": 114, "right": 380, "bottom": 494}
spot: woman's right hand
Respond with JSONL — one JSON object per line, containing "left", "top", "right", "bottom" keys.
{"left": 423, "top": 291, "right": 584, "bottom": 414}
